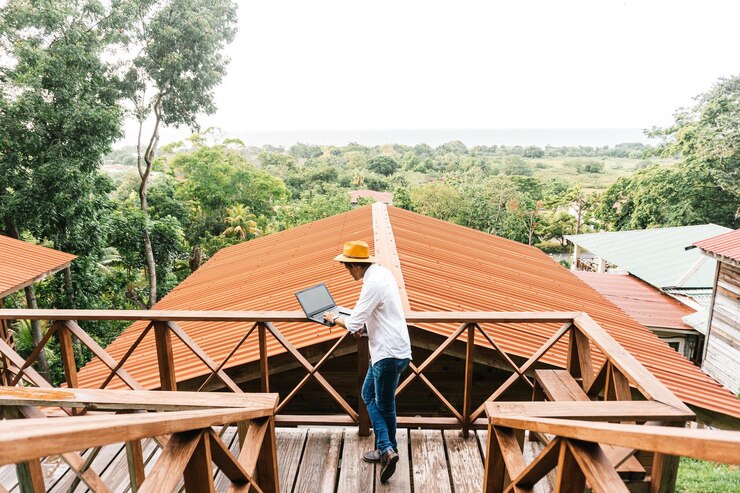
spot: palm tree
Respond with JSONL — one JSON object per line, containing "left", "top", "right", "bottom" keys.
{"left": 222, "top": 204, "right": 261, "bottom": 240}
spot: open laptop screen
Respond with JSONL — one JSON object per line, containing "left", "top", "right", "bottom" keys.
{"left": 295, "top": 283, "right": 336, "bottom": 317}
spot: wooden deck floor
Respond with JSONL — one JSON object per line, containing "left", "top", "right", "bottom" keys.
{"left": 0, "top": 426, "right": 552, "bottom": 493}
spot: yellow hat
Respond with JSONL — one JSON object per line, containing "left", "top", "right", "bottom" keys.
{"left": 334, "top": 240, "right": 376, "bottom": 263}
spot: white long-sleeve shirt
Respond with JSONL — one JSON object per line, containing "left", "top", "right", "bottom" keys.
{"left": 345, "top": 264, "right": 412, "bottom": 364}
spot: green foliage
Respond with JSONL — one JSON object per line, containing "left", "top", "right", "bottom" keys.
{"left": 595, "top": 164, "right": 739, "bottom": 230}
{"left": 523, "top": 146, "right": 545, "bottom": 158}
{"left": 501, "top": 155, "right": 534, "bottom": 176}
{"left": 289, "top": 143, "right": 323, "bottom": 159}
{"left": 676, "top": 458, "right": 740, "bottom": 493}
{"left": 367, "top": 155, "right": 400, "bottom": 176}
{"left": 651, "top": 74, "right": 740, "bottom": 214}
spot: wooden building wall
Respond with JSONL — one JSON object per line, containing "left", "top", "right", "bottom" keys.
{"left": 703, "top": 261, "right": 740, "bottom": 394}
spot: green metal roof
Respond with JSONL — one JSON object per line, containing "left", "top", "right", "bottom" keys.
{"left": 565, "top": 224, "right": 731, "bottom": 290}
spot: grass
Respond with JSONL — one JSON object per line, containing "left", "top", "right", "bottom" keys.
{"left": 676, "top": 458, "right": 740, "bottom": 493}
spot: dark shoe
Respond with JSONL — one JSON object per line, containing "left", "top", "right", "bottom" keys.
{"left": 363, "top": 449, "right": 381, "bottom": 463}
{"left": 380, "top": 450, "right": 399, "bottom": 483}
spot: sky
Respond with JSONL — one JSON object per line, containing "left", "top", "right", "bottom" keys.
{"left": 122, "top": 0, "right": 740, "bottom": 145}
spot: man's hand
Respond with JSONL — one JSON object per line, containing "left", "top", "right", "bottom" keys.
{"left": 323, "top": 311, "right": 338, "bottom": 324}
{"left": 353, "top": 327, "right": 366, "bottom": 338}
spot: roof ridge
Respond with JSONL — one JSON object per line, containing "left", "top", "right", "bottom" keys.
{"left": 372, "top": 203, "right": 410, "bottom": 312}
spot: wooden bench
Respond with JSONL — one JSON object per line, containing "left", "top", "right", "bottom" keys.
{"left": 533, "top": 369, "right": 646, "bottom": 481}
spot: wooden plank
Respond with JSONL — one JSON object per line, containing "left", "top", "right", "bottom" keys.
{"left": 357, "top": 336, "right": 371, "bottom": 436}
{"left": 553, "top": 440, "right": 584, "bottom": 493}
{"left": 57, "top": 322, "right": 79, "bottom": 389}
{"left": 275, "top": 429, "right": 307, "bottom": 493}
{"left": 534, "top": 370, "right": 589, "bottom": 402}
{"left": 213, "top": 427, "right": 241, "bottom": 492}
{"left": 0, "top": 407, "right": 275, "bottom": 465}
{"left": 138, "top": 431, "right": 201, "bottom": 493}
{"left": 15, "top": 458, "right": 45, "bottom": 493}
{"left": 0, "top": 464, "right": 18, "bottom": 492}
{"left": 567, "top": 440, "right": 629, "bottom": 493}
{"left": 410, "top": 429, "right": 452, "bottom": 493}
{"left": 486, "top": 401, "right": 693, "bottom": 422}
{"left": 183, "top": 434, "right": 215, "bottom": 493}
{"left": 254, "top": 417, "right": 279, "bottom": 493}
{"left": 444, "top": 429, "right": 483, "bottom": 493}
{"left": 125, "top": 439, "right": 146, "bottom": 492}
{"left": 650, "top": 452, "right": 680, "bottom": 493}
{"left": 492, "top": 427, "right": 529, "bottom": 491}
{"left": 566, "top": 328, "right": 593, "bottom": 390}
{"left": 153, "top": 321, "right": 177, "bottom": 391}
{"left": 207, "top": 430, "right": 249, "bottom": 484}
{"left": 573, "top": 313, "right": 691, "bottom": 413}
{"left": 489, "top": 416, "right": 740, "bottom": 466}
{"left": 259, "top": 323, "right": 269, "bottom": 392}
{"left": 463, "top": 324, "right": 476, "bottom": 436}
{"left": 292, "top": 429, "right": 341, "bottom": 493}
{"left": 376, "top": 428, "right": 410, "bottom": 493}
{"left": 510, "top": 437, "right": 560, "bottom": 492}
{"left": 0, "top": 386, "right": 279, "bottom": 411}
{"left": 337, "top": 429, "right": 375, "bottom": 493}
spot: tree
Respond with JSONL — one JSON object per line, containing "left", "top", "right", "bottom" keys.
{"left": 127, "top": 0, "right": 238, "bottom": 307}
{"left": 523, "top": 146, "right": 545, "bottom": 158}
{"left": 222, "top": 204, "right": 261, "bottom": 240}
{"left": 650, "top": 74, "right": 740, "bottom": 215}
{"left": 501, "top": 155, "right": 534, "bottom": 176}
{"left": 0, "top": 0, "right": 129, "bottom": 376}
{"left": 410, "top": 182, "right": 465, "bottom": 223}
{"left": 367, "top": 156, "right": 400, "bottom": 176}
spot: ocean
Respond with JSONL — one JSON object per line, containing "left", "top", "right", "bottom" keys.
{"left": 136, "top": 128, "right": 655, "bottom": 149}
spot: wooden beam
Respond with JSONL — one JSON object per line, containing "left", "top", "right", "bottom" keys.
{"left": 489, "top": 415, "right": 740, "bottom": 466}
{"left": 8, "top": 321, "right": 58, "bottom": 386}
{"left": 258, "top": 323, "right": 269, "bottom": 393}
{"left": 57, "top": 321, "right": 78, "bottom": 389}
{"left": 357, "top": 336, "right": 370, "bottom": 436}
{"left": 0, "top": 386, "right": 279, "bottom": 412}
{"left": 154, "top": 321, "right": 177, "bottom": 391}
{"left": 126, "top": 439, "right": 146, "bottom": 492}
{"left": 183, "top": 433, "right": 216, "bottom": 493}
{"left": 493, "top": 427, "right": 530, "bottom": 492}
{"left": 0, "top": 406, "right": 276, "bottom": 465}
{"left": 487, "top": 401, "right": 693, "bottom": 422}
{"left": 507, "top": 437, "right": 561, "bottom": 491}
{"left": 139, "top": 430, "right": 202, "bottom": 493}
{"left": 567, "top": 327, "right": 593, "bottom": 390}
{"left": 482, "top": 422, "right": 506, "bottom": 493}
{"left": 0, "top": 334, "right": 52, "bottom": 388}
{"left": 566, "top": 440, "right": 629, "bottom": 493}
{"left": 462, "top": 323, "right": 475, "bottom": 437}
{"left": 553, "top": 440, "right": 584, "bottom": 493}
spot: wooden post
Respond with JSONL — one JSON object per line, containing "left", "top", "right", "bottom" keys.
{"left": 482, "top": 423, "right": 506, "bottom": 493}
{"left": 554, "top": 440, "right": 585, "bottom": 493}
{"left": 357, "top": 335, "right": 370, "bottom": 436}
{"left": 566, "top": 327, "right": 593, "bottom": 390}
{"left": 183, "top": 432, "right": 215, "bottom": 493}
{"left": 154, "top": 321, "right": 177, "bottom": 391}
{"left": 3, "top": 407, "right": 45, "bottom": 493}
{"left": 126, "top": 439, "right": 146, "bottom": 492}
{"left": 462, "top": 323, "right": 475, "bottom": 438}
{"left": 0, "top": 298, "right": 10, "bottom": 386}
{"left": 56, "top": 321, "right": 79, "bottom": 389}
{"left": 255, "top": 416, "right": 280, "bottom": 493}
{"left": 258, "top": 323, "right": 269, "bottom": 393}
{"left": 650, "top": 422, "right": 683, "bottom": 493}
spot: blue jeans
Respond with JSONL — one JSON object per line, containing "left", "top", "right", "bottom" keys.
{"left": 361, "top": 357, "right": 410, "bottom": 454}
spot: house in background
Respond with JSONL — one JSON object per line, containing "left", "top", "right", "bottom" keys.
{"left": 349, "top": 189, "right": 393, "bottom": 206}
{"left": 574, "top": 271, "right": 700, "bottom": 362}
{"left": 691, "top": 229, "right": 740, "bottom": 395}
{"left": 0, "top": 235, "right": 76, "bottom": 382}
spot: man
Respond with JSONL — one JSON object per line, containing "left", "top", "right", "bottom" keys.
{"left": 324, "top": 240, "right": 412, "bottom": 483}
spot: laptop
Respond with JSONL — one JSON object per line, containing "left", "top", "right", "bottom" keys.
{"left": 295, "top": 283, "right": 352, "bottom": 326}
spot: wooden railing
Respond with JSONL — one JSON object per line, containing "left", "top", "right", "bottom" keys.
{"left": 0, "top": 309, "right": 712, "bottom": 491}
{"left": 0, "top": 310, "right": 694, "bottom": 427}
{"left": 0, "top": 386, "right": 279, "bottom": 493}
{"left": 483, "top": 410, "right": 740, "bottom": 493}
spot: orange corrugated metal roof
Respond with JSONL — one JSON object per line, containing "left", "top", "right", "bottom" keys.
{"left": 693, "top": 228, "right": 740, "bottom": 263}
{"left": 76, "top": 206, "right": 740, "bottom": 419}
{"left": 573, "top": 272, "right": 695, "bottom": 331}
{"left": 0, "top": 235, "right": 76, "bottom": 298}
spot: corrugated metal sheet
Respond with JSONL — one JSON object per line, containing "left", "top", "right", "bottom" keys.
{"left": 76, "top": 206, "right": 740, "bottom": 419}
{"left": 565, "top": 224, "right": 731, "bottom": 289}
{"left": 573, "top": 272, "right": 695, "bottom": 331}
{"left": 0, "top": 235, "right": 76, "bottom": 298}
{"left": 693, "top": 228, "right": 740, "bottom": 263}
